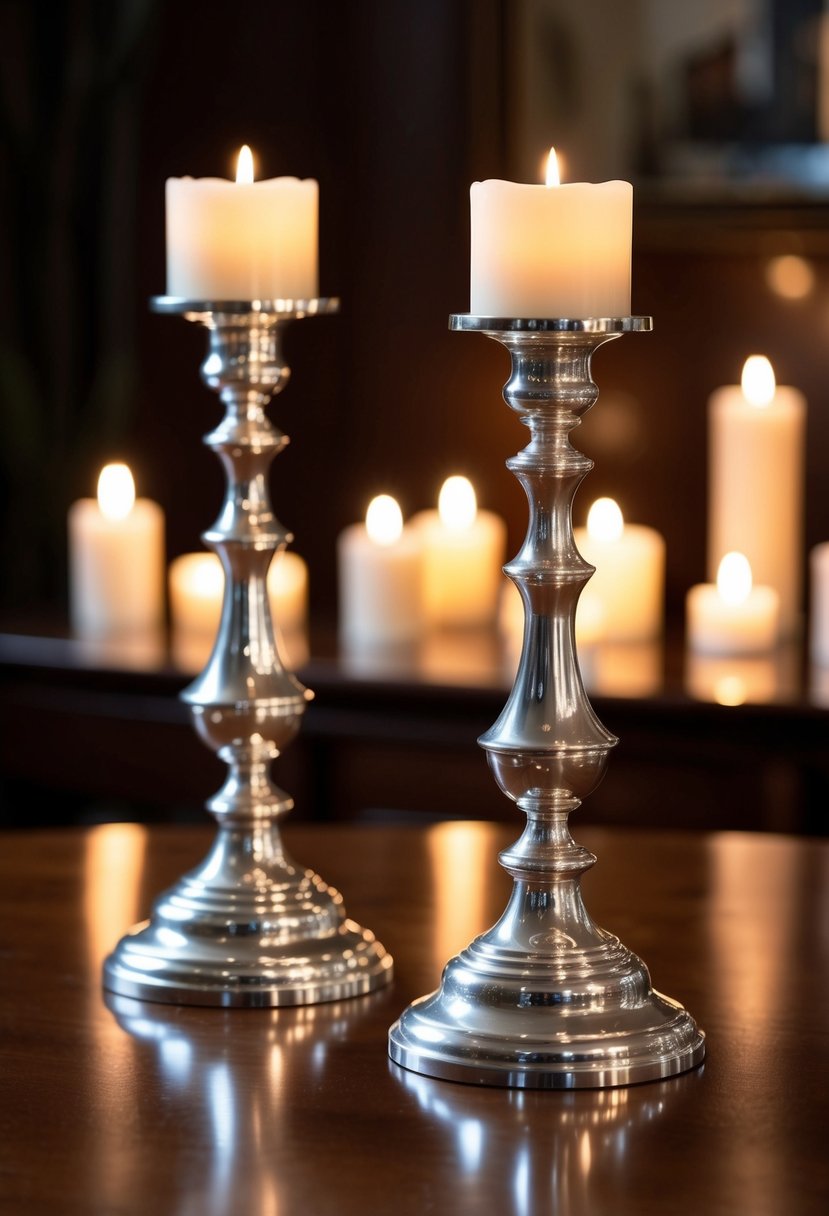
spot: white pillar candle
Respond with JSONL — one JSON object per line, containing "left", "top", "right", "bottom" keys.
{"left": 573, "top": 498, "right": 665, "bottom": 642}
{"left": 68, "top": 463, "right": 165, "bottom": 637}
{"left": 412, "top": 476, "right": 507, "bottom": 627}
{"left": 470, "top": 148, "right": 632, "bottom": 318}
{"left": 809, "top": 542, "right": 829, "bottom": 665}
{"left": 687, "top": 552, "right": 779, "bottom": 656}
{"left": 338, "top": 495, "right": 423, "bottom": 647}
{"left": 169, "top": 550, "right": 308, "bottom": 636}
{"left": 708, "top": 355, "right": 805, "bottom": 636}
{"left": 166, "top": 145, "right": 318, "bottom": 300}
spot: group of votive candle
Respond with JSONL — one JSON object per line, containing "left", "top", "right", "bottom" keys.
{"left": 66, "top": 144, "right": 828, "bottom": 667}
{"left": 67, "top": 355, "right": 825, "bottom": 672}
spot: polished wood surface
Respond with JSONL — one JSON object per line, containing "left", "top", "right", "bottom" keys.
{"left": 1, "top": 821, "right": 827, "bottom": 1215}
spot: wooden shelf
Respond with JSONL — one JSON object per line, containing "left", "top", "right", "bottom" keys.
{"left": 1, "top": 622, "right": 827, "bottom": 834}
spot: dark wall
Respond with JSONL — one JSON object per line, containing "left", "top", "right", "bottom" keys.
{"left": 2, "top": 1, "right": 829, "bottom": 628}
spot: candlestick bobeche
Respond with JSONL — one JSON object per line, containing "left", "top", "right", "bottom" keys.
{"left": 103, "top": 296, "right": 392, "bottom": 1006}
{"left": 389, "top": 314, "right": 705, "bottom": 1087}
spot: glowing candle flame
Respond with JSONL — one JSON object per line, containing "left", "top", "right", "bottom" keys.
{"left": 366, "top": 494, "right": 403, "bottom": 546}
{"left": 741, "top": 355, "right": 775, "bottom": 407}
{"left": 97, "top": 463, "right": 135, "bottom": 521}
{"left": 717, "top": 552, "right": 752, "bottom": 606}
{"left": 545, "top": 146, "right": 561, "bottom": 187}
{"left": 586, "top": 497, "right": 624, "bottom": 543}
{"left": 236, "top": 144, "right": 254, "bottom": 184}
{"left": 438, "top": 475, "right": 477, "bottom": 533}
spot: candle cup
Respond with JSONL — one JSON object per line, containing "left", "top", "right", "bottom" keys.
{"left": 103, "top": 297, "right": 392, "bottom": 1006}
{"left": 388, "top": 315, "right": 704, "bottom": 1088}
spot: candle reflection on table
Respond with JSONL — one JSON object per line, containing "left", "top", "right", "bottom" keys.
{"left": 427, "top": 822, "right": 491, "bottom": 967}
{"left": 393, "top": 1063, "right": 691, "bottom": 1216}
{"left": 83, "top": 823, "right": 148, "bottom": 982}
{"left": 417, "top": 626, "right": 508, "bottom": 689}
{"left": 579, "top": 640, "right": 663, "bottom": 699}
{"left": 700, "top": 832, "right": 820, "bottom": 1216}
{"left": 106, "top": 991, "right": 383, "bottom": 1216}
{"left": 685, "top": 647, "right": 798, "bottom": 706}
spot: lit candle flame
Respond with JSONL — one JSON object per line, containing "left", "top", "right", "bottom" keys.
{"left": 586, "top": 497, "right": 623, "bottom": 543}
{"left": 97, "top": 463, "right": 135, "bottom": 521}
{"left": 545, "top": 146, "right": 561, "bottom": 187}
{"left": 740, "top": 355, "right": 775, "bottom": 407}
{"left": 717, "top": 552, "right": 752, "bottom": 606}
{"left": 366, "top": 494, "right": 403, "bottom": 546}
{"left": 236, "top": 144, "right": 254, "bottom": 184}
{"left": 438, "top": 475, "right": 477, "bottom": 533}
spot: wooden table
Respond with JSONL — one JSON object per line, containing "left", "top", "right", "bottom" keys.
{"left": 1, "top": 821, "right": 826, "bottom": 1215}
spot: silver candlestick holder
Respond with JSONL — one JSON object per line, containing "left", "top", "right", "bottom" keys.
{"left": 103, "top": 297, "right": 392, "bottom": 1006}
{"left": 389, "top": 315, "right": 705, "bottom": 1087}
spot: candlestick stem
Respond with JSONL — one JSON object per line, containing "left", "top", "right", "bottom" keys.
{"left": 389, "top": 315, "right": 704, "bottom": 1086}
{"left": 104, "top": 298, "right": 392, "bottom": 1006}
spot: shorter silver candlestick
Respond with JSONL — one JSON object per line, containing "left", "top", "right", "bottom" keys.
{"left": 389, "top": 315, "right": 705, "bottom": 1087}
{"left": 104, "top": 297, "right": 392, "bottom": 1006}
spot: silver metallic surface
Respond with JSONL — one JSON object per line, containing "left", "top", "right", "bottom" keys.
{"left": 104, "top": 298, "right": 392, "bottom": 1006}
{"left": 389, "top": 315, "right": 704, "bottom": 1087}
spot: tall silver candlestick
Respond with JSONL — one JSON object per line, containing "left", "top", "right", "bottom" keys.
{"left": 104, "top": 298, "right": 392, "bottom": 1006}
{"left": 389, "top": 315, "right": 704, "bottom": 1087}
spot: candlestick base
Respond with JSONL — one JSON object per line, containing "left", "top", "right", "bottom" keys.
{"left": 104, "top": 297, "right": 392, "bottom": 1007}
{"left": 388, "top": 892, "right": 703, "bottom": 1088}
{"left": 103, "top": 824, "right": 391, "bottom": 1007}
{"left": 389, "top": 316, "right": 704, "bottom": 1087}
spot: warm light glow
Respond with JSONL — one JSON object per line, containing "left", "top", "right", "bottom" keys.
{"left": 236, "top": 144, "right": 254, "bottom": 184}
{"left": 97, "top": 463, "right": 135, "bottom": 521}
{"left": 429, "top": 822, "right": 490, "bottom": 965}
{"left": 270, "top": 550, "right": 305, "bottom": 594}
{"left": 741, "top": 355, "right": 776, "bottom": 407}
{"left": 714, "top": 674, "right": 748, "bottom": 707}
{"left": 586, "top": 497, "right": 624, "bottom": 543}
{"left": 365, "top": 494, "right": 403, "bottom": 546}
{"left": 192, "top": 553, "right": 224, "bottom": 595}
{"left": 717, "top": 552, "right": 752, "bottom": 606}
{"left": 84, "top": 823, "right": 147, "bottom": 972}
{"left": 545, "top": 146, "right": 561, "bottom": 187}
{"left": 765, "top": 255, "right": 815, "bottom": 301}
{"left": 438, "top": 475, "right": 477, "bottom": 533}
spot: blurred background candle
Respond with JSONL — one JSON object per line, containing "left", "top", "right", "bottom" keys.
{"left": 338, "top": 494, "right": 423, "bottom": 647}
{"left": 166, "top": 144, "right": 318, "bottom": 300}
{"left": 687, "top": 552, "right": 779, "bottom": 656}
{"left": 708, "top": 355, "right": 805, "bottom": 637}
{"left": 169, "top": 550, "right": 308, "bottom": 637}
{"left": 573, "top": 497, "right": 665, "bottom": 642}
{"left": 68, "top": 463, "right": 165, "bottom": 637}
{"left": 470, "top": 148, "right": 632, "bottom": 317}
{"left": 412, "top": 475, "right": 506, "bottom": 627}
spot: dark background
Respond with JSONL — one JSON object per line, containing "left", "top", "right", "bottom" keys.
{"left": 2, "top": 0, "right": 829, "bottom": 834}
{"left": 2, "top": 0, "right": 829, "bottom": 628}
